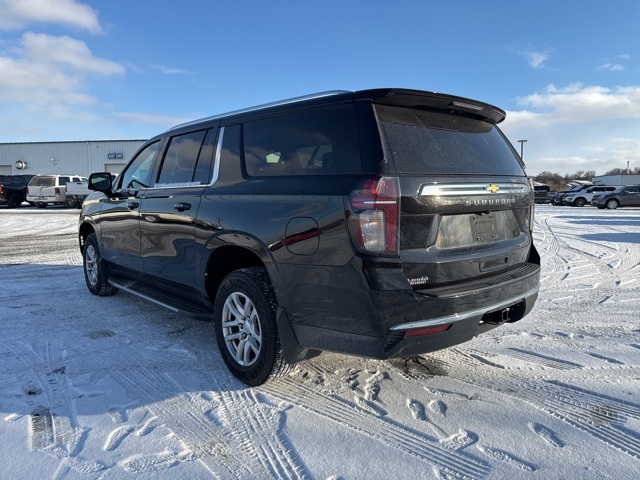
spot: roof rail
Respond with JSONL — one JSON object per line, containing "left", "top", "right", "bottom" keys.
{"left": 169, "top": 90, "right": 351, "bottom": 131}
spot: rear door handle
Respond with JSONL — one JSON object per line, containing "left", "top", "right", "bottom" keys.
{"left": 127, "top": 201, "right": 139, "bottom": 210}
{"left": 174, "top": 202, "right": 191, "bottom": 212}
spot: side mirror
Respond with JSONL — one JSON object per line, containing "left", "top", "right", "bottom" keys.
{"left": 88, "top": 172, "right": 113, "bottom": 195}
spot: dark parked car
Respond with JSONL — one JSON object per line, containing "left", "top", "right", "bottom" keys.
{"left": 593, "top": 185, "right": 640, "bottom": 209}
{"left": 0, "top": 174, "right": 34, "bottom": 208}
{"left": 78, "top": 88, "right": 540, "bottom": 385}
{"left": 534, "top": 185, "right": 550, "bottom": 204}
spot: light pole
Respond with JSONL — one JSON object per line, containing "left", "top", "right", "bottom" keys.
{"left": 517, "top": 139, "right": 527, "bottom": 161}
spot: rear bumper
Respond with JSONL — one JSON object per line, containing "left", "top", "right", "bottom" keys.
{"left": 276, "top": 247, "right": 541, "bottom": 361}
{"left": 27, "top": 195, "right": 65, "bottom": 203}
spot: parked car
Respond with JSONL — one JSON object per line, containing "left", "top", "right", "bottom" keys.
{"left": 563, "top": 185, "right": 622, "bottom": 207}
{"left": 78, "top": 88, "right": 540, "bottom": 386}
{"left": 593, "top": 185, "right": 640, "bottom": 209}
{"left": 0, "top": 174, "right": 34, "bottom": 208}
{"left": 27, "top": 174, "right": 87, "bottom": 208}
{"left": 551, "top": 184, "right": 591, "bottom": 205}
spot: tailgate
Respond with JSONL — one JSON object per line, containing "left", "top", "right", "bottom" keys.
{"left": 398, "top": 178, "right": 533, "bottom": 288}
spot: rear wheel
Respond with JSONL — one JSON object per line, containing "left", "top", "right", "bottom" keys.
{"left": 7, "top": 194, "right": 22, "bottom": 208}
{"left": 606, "top": 199, "right": 619, "bottom": 210}
{"left": 213, "top": 268, "right": 290, "bottom": 386}
{"left": 83, "top": 233, "right": 118, "bottom": 296}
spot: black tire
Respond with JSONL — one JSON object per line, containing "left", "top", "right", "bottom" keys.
{"left": 574, "top": 198, "right": 586, "bottom": 207}
{"left": 83, "top": 233, "right": 118, "bottom": 296}
{"left": 7, "top": 194, "right": 22, "bottom": 208}
{"left": 36, "top": 202, "right": 47, "bottom": 209}
{"left": 606, "top": 199, "right": 619, "bottom": 210}
{"left": 213, "top": 267, "right": 290, "bottom": 386}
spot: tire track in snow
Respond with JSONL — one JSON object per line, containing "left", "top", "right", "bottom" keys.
{"left": 86, "top": 336, "right": 310, "bottom": 479}
{"left": 525, "top": 380, "right": 640, "bottom": 459}
{"left": 7, "top": 341, "right": 82, "bottom": 452}
{"left": 261, "top": 377, "right": 491, "bottom": 480}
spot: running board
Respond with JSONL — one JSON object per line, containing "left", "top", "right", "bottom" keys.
{"left": 108, "top": 278, "right": 213, "bottom": 320}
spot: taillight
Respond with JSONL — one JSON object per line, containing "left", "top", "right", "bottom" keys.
{"left": 527, "top": 177, "right": 535, "bottom": 232}
{"left": 347, "top": 176, "right": 400, "bottom": 255}
{"left": 0, "top": 184, "right": 4, "bottom": 194}
{"left": 55, "top": 187, "right": 61, "bottom": 195}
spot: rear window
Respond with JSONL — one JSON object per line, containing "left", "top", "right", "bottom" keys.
{"left": 243, "top": 105, "right": 362, "bottom": 176}
{"left": 30, "top": 176, "right": 55, "bottom": 187}
{"left": 0, "top": 176, "right": 23, "bottom": 185}
{"left": 376, "top": 105, "right": 525, "bottom": 176}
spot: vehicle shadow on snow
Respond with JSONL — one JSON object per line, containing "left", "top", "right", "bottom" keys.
{"left": 0, "top": 264, "right": 254, "bottom": 419}
{"left": 578, "top": 232, "right": 640, "bottom": 244}
{"left": 556, "top": 214, "right": 640, "bottom": 227}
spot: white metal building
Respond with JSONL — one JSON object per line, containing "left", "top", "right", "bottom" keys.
{"left": 592, "top": 174, "right": 640, "bottom": 186}
{"left": 0, "top": 140, "right": 146, "bottom": 177}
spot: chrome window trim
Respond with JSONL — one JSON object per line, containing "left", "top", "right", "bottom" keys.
{"left": 209, "top": 126, "right": 224, "bottom": 187}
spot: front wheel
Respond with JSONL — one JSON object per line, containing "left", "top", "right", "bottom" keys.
{"left": 213, "top": 268, "right": 290, "bottom": 386}
{"left": 574, "top": 198, "right": 586, "bottom": 207}
{"left": 83, "top": 233, "right": 118, "bottom": 296}
{"left": 606, "top": 199, "right": 619, "bottom": 210}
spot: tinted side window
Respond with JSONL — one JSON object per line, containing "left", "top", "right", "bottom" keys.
{"left": 377, "top": 105, "right": 524, "bottom": 176}
{"left": 243, "top": 105, "right": 361, "bottom": 176}
{"left": 157, "top": 129, "right": 209, "bottom": 186}
{"left": 0, "top": 176, "right": 21, "bottom": 185}
{"left": 58, "top": 176, "right": 71, "bottom": 185}
{"left": 120, "top": 141, "right": 160, "bottom": 189}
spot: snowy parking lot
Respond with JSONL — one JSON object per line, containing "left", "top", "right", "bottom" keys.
{"left": 1, "top": 204, "right": 639, "bottom": 479}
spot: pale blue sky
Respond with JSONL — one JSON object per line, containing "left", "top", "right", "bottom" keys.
{"left": 1, "top": 0, "right": 639, "bottom": 175}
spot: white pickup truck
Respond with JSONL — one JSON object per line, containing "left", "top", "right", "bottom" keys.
{"left": 65, "top": 180, "right": 93, "bottom": 208}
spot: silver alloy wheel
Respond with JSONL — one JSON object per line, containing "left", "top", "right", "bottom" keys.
{"left": 85, "top": 244, "right": 98, "bottom": 286}
{"left": 606, "top": 199, "right": 619, "bottom": 209}
{"left": 221, "top": 292, "right": 262, "bottom": 366}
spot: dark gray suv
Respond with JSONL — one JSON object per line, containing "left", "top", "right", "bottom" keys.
{"left": 79, "top": 89, "right": 540, "bottom": 385}
{"left": 593, "top": 185, "right": 640, "bottom": 209}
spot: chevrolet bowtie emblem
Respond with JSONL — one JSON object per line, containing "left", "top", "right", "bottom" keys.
{"left": 487, "top": 184, "right": 500, "bottom": 193}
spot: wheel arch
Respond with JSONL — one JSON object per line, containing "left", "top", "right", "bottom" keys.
{"left": 78, "top": 221, "right": 96, "bottom": 253}
{"left": 204, "top": 244, "right": 269, "bottom": 305}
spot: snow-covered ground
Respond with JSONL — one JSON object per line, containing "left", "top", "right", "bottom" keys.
{"left": 0, "top": 205, "right": 639, "bottom": 479}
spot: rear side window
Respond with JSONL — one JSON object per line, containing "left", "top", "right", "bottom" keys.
{"left": 30, "top": 176, "right": 55, "bottom": 187}
{"left": 243, "top": 105, "right": 361, "bottom": 176}
{"left": 156, "top": 129, "right": 214, "bottom": 186}
{"left": 376, "top": 105, "right": 525, "bottom": 176}
{"left": 58, "top": 176, "right": 71, "bottom": 185}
